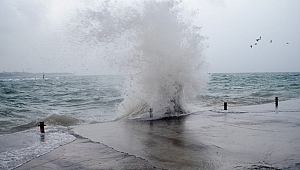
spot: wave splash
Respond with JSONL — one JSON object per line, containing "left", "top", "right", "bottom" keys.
{"left": 76, "top": 0, "right": 208, "bottom": 120}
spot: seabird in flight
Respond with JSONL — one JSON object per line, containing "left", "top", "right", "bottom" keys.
{"left": 256, "top": 36, "right": 261, "bottom": 41}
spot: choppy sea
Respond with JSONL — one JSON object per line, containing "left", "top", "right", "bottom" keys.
{"left": 0, "top": 72, "right": 299, "bottom": 169}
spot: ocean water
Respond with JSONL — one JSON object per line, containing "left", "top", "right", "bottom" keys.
{"left": 0, "top": 72, "right": 299, "bottom": 169}
{"left": 1, "top": 72, "right": 299, "bottom": 134}
{"left": 199, "top": 72, "right": 300, "bottom": 108}
{"left": 0, "top": 75, "right": 124, "bottom": 134}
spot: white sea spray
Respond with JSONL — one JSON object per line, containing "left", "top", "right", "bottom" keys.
{"left": 75, "top": 0, "right": 209, "bottom": 119}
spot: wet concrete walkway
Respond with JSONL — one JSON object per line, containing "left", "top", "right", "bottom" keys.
{"left": 15, "top": 136, "right": 156, "bottom": 170}
{"left": 17, "top": 99, "right": 300, "bottom": 169}
{"left": 74, "top": 99, "right": 300, "bottom": 169}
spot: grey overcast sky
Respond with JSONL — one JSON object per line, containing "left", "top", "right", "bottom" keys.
{"left": 0, "top": 0, "right": 299, "bottom": 75}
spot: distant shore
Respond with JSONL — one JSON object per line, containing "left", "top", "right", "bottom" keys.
{"left": 0, "top": 72, "right": 75, "bottom": 78}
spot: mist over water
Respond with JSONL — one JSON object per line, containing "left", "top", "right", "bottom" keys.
{"left": 75, "top": 0, "right": 208, "bottom": 119}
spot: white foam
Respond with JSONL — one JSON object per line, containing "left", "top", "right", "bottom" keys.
{"left": 0, "top": 128, "right": 75, "bottom": 170}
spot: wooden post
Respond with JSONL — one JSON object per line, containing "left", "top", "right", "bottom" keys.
{"left": 224, "top": 102, "right": 227, "bottom": 110}
{"left": 149, "top": 108, "right": 153, "bottom": 118}
{"left": 38, "top": 122, "right": 46, "bottom": 133}
{"left": 275, "top": 97, "right": 278, "bottom": 108}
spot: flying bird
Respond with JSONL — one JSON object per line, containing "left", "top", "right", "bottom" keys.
{"left": 270, "top": 40, "right": 272, "bottom": 43}
{"left": 250, "top": 45, "right": 252, "bottom": 48}
{"left": 256, "top": 36, "right": 262, "bottom": 41}
{"left": 254, "top": 43, "right": 257, "bottom": 45}
{"left": 286, "top": 42, "right": 289, "bottom": 44}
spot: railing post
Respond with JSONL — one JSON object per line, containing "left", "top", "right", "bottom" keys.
{"left": 224, "top": 102, "right": 227, "bottom": 110}
{"left": 38, "top": 122, "right": 46, "bottom": 133}
{"left": 149, "top": 108, "right": 153, "bottom": 118}
{"left": 275, "top": 97, "right": 278, "bottom": 108}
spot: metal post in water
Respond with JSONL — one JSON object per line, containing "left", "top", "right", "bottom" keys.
{"left": 149, "top": 108, "right": 153, "bottom": 118}
{"left": 275, "top": 97, "right": 278, "bottom": 108}
{"left": 38, "top": 122, "right": 46, "bottom": 133}
{"left": 224, "top": 102, "right": 227, "bottom": 110}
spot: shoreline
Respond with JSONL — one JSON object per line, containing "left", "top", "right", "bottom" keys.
{"left": 15, "top": 99, "right": 300, "bottom": 169}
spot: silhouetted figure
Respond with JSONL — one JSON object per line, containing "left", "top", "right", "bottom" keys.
{"left": 250, "top": 45, "right": 252, "bottom": 48}
{"left": 256, "top": 39, "right": 260, "bottom": 41}
{"left": 270, "top": 40, "right": 272, "bottom": 43}
{"left": 43, "top": 74, "right": 44, "bottom": 79}
{"left": 287, "top": 42, "right": 289, "bottom": 44}
{"left": 254, "top": 43, "right": 257, "bottom": 45}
